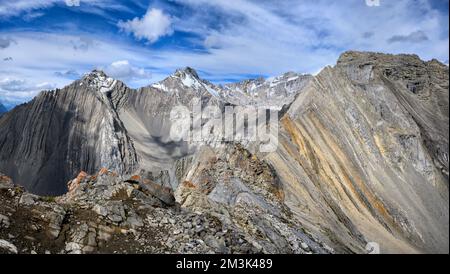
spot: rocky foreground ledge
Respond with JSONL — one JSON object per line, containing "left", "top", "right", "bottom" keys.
{"left": 0, "top": 146, "right": 333, "bottom": 254}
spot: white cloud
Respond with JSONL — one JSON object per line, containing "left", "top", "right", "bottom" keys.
{"left": 388, "top": 30, "right": 429, "bottom": 43}
{"left": 23, "top": 11, "right": 45, "bottom": 21}
{"left": 0, "top": 32, "right": 161, "bottom": 105}
{"left": 71, "top": 36, "right": 96, "bottom": 51}
{"left": 0, "top": 0, "right": 130, "bottom": 18}
{"left": 54, "top": 69, "right": 80, "bottom": 78}
{"left": 168, "top": 0, "right": 448, "bottom": 73}
{"left": 0, "top": 0, "right": 448, "bottom": 107}
{"left": 0, "top": 77, "right": 55, "bottom": 105}
{"left": 103, "top": 60, "right": 152, "bottom": 81}
{"left": 118, "top": 8, "right": 173, "bottom": 43}
{"left": 0, "top": 37, "right": 16, "bottom": 49}
{"left": 0, "top": 0, "right": 59, "bottom": 17}
{"left": 65, "top": 0, "right": 80, "bottom": 7}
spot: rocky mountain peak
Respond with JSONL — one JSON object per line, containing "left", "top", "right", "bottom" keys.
{"left": 83, "top": 69, "right": 109, "bottom": 80}
{"left": 174, "top": 66, "right": 200, "bottom": 79}
{"left": 81, "top": 69, "right": 118, "bottom": 94}
{"left": 150, "top": 66, "right": 221, "bottom": 98}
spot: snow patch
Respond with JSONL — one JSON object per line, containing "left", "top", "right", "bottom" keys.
{"left": 179, "top": 72, "right": 220, "bottom": 97}
{"left": 181, "top": 73, "right": 202, "bottom": 90}
{"left": 151, "top": 82, "right": 169, "bottom": 92}
{"left": 87, "top": 71, "right": 117, "bottom": 93}
{"left": 204, "top": 84, "right": 220, "bottom": 97}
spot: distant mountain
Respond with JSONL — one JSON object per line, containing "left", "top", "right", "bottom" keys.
{"left": 0, "top": 51, "right": 448, "bottom": 254}
{"left": 151, "top": 67, "right": 313, "bottom": 110}
{"left": 0, "top": 102, "right": 6, "bottom": 114}
{"left": 219, "top": 72, "right": 313, "bottom": 109}
{"left": 151, "top": 67, "right": 220, "bottom": 98}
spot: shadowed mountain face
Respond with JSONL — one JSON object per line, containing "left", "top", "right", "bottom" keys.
{"left": 0, "top": 71, "right": 138, "bottom": 195}
{"left": 0, "top": 51, "right": 448, "bottom": 254}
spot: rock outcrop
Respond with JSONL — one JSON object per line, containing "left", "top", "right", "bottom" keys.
{"left": 0, "top": 167, "right": 330, "bottom": 254}
{"left": 174, "top": 145, "right": 332, "bottom": 254}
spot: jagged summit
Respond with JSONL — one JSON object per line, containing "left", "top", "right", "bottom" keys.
{"left": 219, "top": 71, "right": 313, "bottom": 110}
{"left": 83, "top": 69, "right": 109, "bottom": 79}
{"left": 80, "top": 69, "right": 118, "bottom": 94}
{"left": 150, "top": 66, "right": 220, "bottom": 98}
{"left": 174, "top": 66, "right": 200, "bottom": 79}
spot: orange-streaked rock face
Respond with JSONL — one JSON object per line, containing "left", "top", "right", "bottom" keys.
{"left": 264, "top": 52, "right": 448, "bottom": 254}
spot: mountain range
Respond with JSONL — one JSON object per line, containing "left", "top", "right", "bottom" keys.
{"left": 0, "top": 51, "right": 448, "bottom": 254}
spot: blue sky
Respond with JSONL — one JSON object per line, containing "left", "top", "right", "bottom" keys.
{"left": 0, "top": 0, "right": 448, "bottom": 108}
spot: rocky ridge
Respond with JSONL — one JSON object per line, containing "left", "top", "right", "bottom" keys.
{"left": 219, "top": 72, "right": 313, "bottom": 109}
{"left": 0, "top": 72, "right": 138, "bottom": 195}
{"left": 263, "top": 51, "right": 449, "bottom": 253}
{"left": 0, "top": 145, "right": 331, "bottom": 254}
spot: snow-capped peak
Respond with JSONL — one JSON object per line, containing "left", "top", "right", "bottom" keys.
{"left": 151, "top": 67, "right": 220, "bottom": 98}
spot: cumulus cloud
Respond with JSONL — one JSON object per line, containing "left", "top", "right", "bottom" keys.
{"left": 204, "top": 34, "right": 223, "bottom": 49}
{"left": 70, "top": 37, "right": 95, "bottom": 51}
{"left": 0, "top": 78, "right": 27, "bottom": 91}
{"left": 0, "top": 78, "right": 54, "bottom": 92}
{"left": 0, "top": 0, "right": 448, "bottom": 107}
{"left": 103, "top": 60, "right": 152, "bottom": 81}
{"left": 165, "top": 0, "right": 448, "bottom": 75}
{"left": 65, "top": 0, "right": 80, "bottom": 7}
{"left": 0, "top": 37, "right": 16, "bottom": 49}
{"left": 0, "top": 77, "right": 56, "bottom": 106}
{"left": 388, "top": 30, "right": 429, "bottom": 43}
{"left": 0, "top": 32, "right": 160, "bottom": 106}
{"left": 117, "top": 8, "right": 173, "bottom": 43}
{"left": 54, "top": 69, "right": 80, "bottom": 78}
{"left": 0, "top": 0, "right": 131, "bottom": 18}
